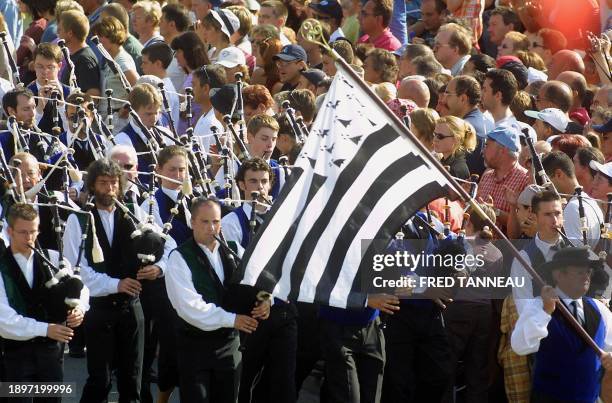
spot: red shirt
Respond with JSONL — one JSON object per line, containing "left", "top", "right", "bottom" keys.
{"left": 476, "top": 163, "right": 530, "bottom": 215}
{"left": 358, "top": 28, "right": 401, "bottom": 52}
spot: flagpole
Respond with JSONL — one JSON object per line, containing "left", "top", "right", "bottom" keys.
{"left": 318, "top": 42, "right": 603, "bottom": 355}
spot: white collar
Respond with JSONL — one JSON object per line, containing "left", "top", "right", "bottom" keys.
{"left": 198, "top": 241, "right": 219, "bottom": 255}
{"left": 162, "top": 186, "right": 180, "bottom": 202}
{"left": 534, "top": 233, "right": 561, "bottom": 253}
{"left": 555, "top": 287, "right": 584, "bottom": 310}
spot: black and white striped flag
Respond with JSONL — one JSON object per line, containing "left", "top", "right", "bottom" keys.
{"left": 237, "top": 63, "right": 458, "bottom": 308}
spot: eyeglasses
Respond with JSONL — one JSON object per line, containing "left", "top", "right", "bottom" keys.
{"left": 443, "top": 91, "right": 458, "bottom": 97}
{"left": 434, "top": 133, "right": 454, "bottom": 140}
{"left": 531, "top": 42, "right": 544, "bottom": 48}
{"left": 123, "top": 164, "right": 135, "bottom": 170}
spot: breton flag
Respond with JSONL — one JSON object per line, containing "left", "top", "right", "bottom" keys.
{"left": 237, "top": 62, "right": 459, "bottom": 308}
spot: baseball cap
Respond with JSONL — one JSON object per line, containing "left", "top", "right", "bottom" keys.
{"left": 593, "top": 118, "right": 612, "bottom": 134}
{"left": 524, "top": 108, "right": 570, "bottom": 133}
{"left": 215, "top": 47, "right": 246, "bottom": 68}
{"left": 300, "top": 68, "right": 327, "bottom": 87}
{"left": 517, "top": 184, "right": 544, "bottom": 207}
{"left": 244, "top": 0, "right": 261, "bottom": 11}
{"left": 210, "top": 9, "right": 240, "bottom": 40}
{"left": 589, "top": 160, "right": 612, "bottom": 179}
{"left": 273, "top": 44, "right": 308, "bottom": 63}
{"left": 308, "top": 0, "right": 343, "bottom": 21}
{"left": 486, "top": 126, "right": 521, "bottom": 152}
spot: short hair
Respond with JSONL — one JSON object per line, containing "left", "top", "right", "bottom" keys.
{"left": 101, "top": 3, "right": 130, "bottom": 31}
{"left": 58, "top": 10, "right": 89, "bottom": 43}
{"left": 33, "top": 43, "right": 62, "bottom": 64}
{"left": 7, "top": 203, "right": 38, "bottom": 228}
{"left": 243, "top": 85, "right": 274, "bottom": 112}
{"left": 55, "top": 0, "right": 83, "bottom": 18}
{"left": 141, "top": 42, "right": 173, "bottom": 69}
{"left": 466, "top": 53, "right": 495, "bottom": 73}
{"left": 9, "top": 152, "right": 38, "bottom": 168}
{"left": 490, "top": 6, "right": 523, "bottom": 32}
{"left": 128, "top": 83, "right": 161, "bottom": 111}
{"left": 439, "top": 23, "right": 472, "bottom": 56}
{"left": 542, "top": 150, "right": 576, "bottom": 179}
{"left": 531, "top": 190, "right": 561, "bottom": 214}
{"left": 367, "top": 48, "right": 398, "bottom": 83}
{"left": 370, "top": 0, "right": 393, "bottom": 27}
{"left": 538, "top": 28, "right": 567, "bottom": 54}
{"left": 157, "top": 144, "right": 187, "bottom": 167}
{"left": 247, "top": 114, "right": 279, "bottom": 135}
{"left": 250, "top": 24, "right": 280, "bottom": 41}
{"left": 92, "top": 16, "right": 127, "bottom": 46}
{"left": 424, "top": 77, "right": 443, "bottom": 108}
{"left": 401, "top": 43, "right": 433, "bottom": 60}
{"left": 86, "top": 158, "right": 125, "bottom": 195}
{"left": 412, "top": 55, "right": 443, "bottom": 78}
{"left": 190, "top": 196, "right": 222, "bottom": 217}
{"left": 485, "top": 68, "right": 518, "bottom": 106}
{"left": 452, "top": 75, "right": 480, "bottom": 106}
{"left": 510, "top": 90, "right": 536, "bottom": 125}
{"left": 109, "top": 144, "right": 137, "bottom": 162}
{"left": 236, "top": 157, "right": 274, "bottom": 184}
{"left": 161, "top": 3, "right": 191, "bottom": 32}
{"left": 504, "top": 31, "right": 530, "bottom": 53}
{"left": 193, "top": 64, "right": 227, "bottom": 89}
{"left": 227, "top": 5, "right": 253, "bottom": 37}
{"left": 288, "top": 89, "right": 316, "bottom": 123}
{"left": 549, "top": 135, "right": 591, "bottom": 160}
{"left": 541, "top": 81, "right": 573, "bottom": 113}
{"left": 516, "top": 50, "right": 546, "bottom": 71}
{"left": 575, "top": 146, "right": 605, "bottom": 177}
{"left": 565, "top": 74, "right": 588, "bottom": 103}
{"left": 325, "top": 39, "right": 354, "bottom": 64}
{"left": 261, "top": 0, "right": 288, "bottom": 19}
{"left": 171, "top": 32, "right": 210, "bottom": 71}
{"left": 132, "top": 1, "right": 162, "bottom": 27}
{"left": 2, "top": 88, "right": 34, "bottom": 115}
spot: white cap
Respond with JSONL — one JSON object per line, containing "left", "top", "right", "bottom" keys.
{"left": 244, "top": 0, "right": 261, "bottom": 11}
{"left": 215, "top": 46, "right": 246, "bottom": 68}
{"left": 524, "top": 108, "right": 570, "bottom": 133}
{"left": 210, "top": 9, "right": 240, "bottom": 40}
{"left": 589, "top": 160, "right": 612, "bottom": 179}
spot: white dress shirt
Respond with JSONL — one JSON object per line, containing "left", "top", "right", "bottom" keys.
{"left": 193, "top": 107, "right": 222, "bottom": 153}
{"left": 563, "top": 196, "right": 604, "bottom": 248}
{"left": 511, "top": 287, "right": 612, "bottom": 355}
{"left": 115, "top": 119, "right": 175, "bottom": 149}
{"left": 511, "top": 234, "right": 563, "bottom": 316}
{"left": 0, "top": 249, "right": 90, "bottom": 341}
{"left": 62, "top": 204, "right": 176, "bottom": 297}
{"left": 167, "top": 58, "right": 186, "bottom": 96}
{"left": 165, "top": 240, "right": 244, "bottom": 332}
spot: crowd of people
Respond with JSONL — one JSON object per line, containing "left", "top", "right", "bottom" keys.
{"left": 0, "top": 0, "right": 610, "bottom": 402}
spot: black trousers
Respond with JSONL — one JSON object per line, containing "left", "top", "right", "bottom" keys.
{"left": 320, "top": 317, "right": 385, "bottom": 403}
{"left": 80, "top": 297, "right": 145, "bottom": 403}
{"left": 381, "top": 303, "right": 453, "bottom": 403}
{"left": 294, "top": 302, "right": 322, "bottom": 392}
{"left": 140, "top": 279, "right": 179, "bottom": 403}
{"left": 177, "top": 328, "right": 241, "bottom": 403}
{"left": 2, "top": 339, "right": 63, "bottom": 403}
{"left": 239, "top": 301, "right": 298, "bottom": 403}
{"left": 442, "top": 301, "right": 491, "bottom": 403}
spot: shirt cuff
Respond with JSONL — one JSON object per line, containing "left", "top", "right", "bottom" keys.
{"left": 223, "top": 312, "right": 237, "bottom": 329}
{"left": 35, "top": 322, "right": 49, "bottom": 338}
{"left": 110, "top": 278, "right": 121, "bottom": 294}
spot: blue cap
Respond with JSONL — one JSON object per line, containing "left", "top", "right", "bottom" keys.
{"left": 593, "top": 118, "right": 612, "bottom": 134}
{"left": 273, "top": 44, "right": 308, "bottom": 63}
{"left": 308, "top": 0, "right": 343, "bottom": 21}
{"left": 486, "top": 126, "right": 521, "bottom": 152}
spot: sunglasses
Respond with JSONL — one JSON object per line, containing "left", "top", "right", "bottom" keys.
{"left": 123, "top": 164, "right": 135, "bottom": 170}
{"left": 434, "top": 133, "right": 454, "bottom": 140}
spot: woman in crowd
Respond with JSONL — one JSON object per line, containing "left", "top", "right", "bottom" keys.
{"left": 433, "top": 115, "right": 476, "bottom": 180}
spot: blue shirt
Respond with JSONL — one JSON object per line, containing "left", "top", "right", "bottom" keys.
{"left": 41, "top": 20, "right": 58, "bottom": 43}
{"left": 0, "top": 0, "right": 23, "bottom": 44}
{"left": 463, "top": 107, "right": 493, "bottom": 177}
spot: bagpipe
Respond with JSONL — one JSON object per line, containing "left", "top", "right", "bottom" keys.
{"left": 0, "top": 31, "right": 21, "bottom": 86}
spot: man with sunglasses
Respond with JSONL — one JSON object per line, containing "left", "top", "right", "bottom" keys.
{"left": 308, "top": 0, "right": 345, "bottom": 42}
{"left": 357, "top": 0, "right": 401, "bottom": 52}
{"left": 273, "top": 44, "right": 309, "bottom": 92}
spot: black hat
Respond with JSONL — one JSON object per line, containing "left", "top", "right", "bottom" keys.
{"left": 500, "top": 60, "right": 528, "bottom": 90}
{"left": 309, "top": 0, "right": 343, "bottom": 22}
{"left": 209, "top": 84, "right": 237, "bottom": 116}
{"left": 300, "top": 68, "right": 327, "bottom": 87}
{"left": 539, "top": 247, "right": 600, "bottom": 274}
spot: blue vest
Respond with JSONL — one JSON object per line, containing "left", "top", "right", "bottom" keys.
{"left": 533, "top": 297, "right": 605, "bottom": 402}
{"left": 0, "top": 130, "right": 15, "bottom": 161}
{"left": 269, "top": 159, "right": 283, "bottom": 199}
{"left": 230, "top": 206, "right": 251, "bottom": 249}
{"left": 119, "top": 123, "right": 154, "bottom": 185}
{"left": 59, "top": 131, "right": 101, "bottom": 171}
{"left": 154, "top": 188, "right": 192, "bottom": 246}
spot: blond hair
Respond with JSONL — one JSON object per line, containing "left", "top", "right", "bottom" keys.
{"left": 436, "top": 115, "right": 476, "bottom": 154}
{"left": 128, "top": 83, "right": 162, "bottom": 111}
{"left": 132, "top": 1, "right": 163, "bottom": 27}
